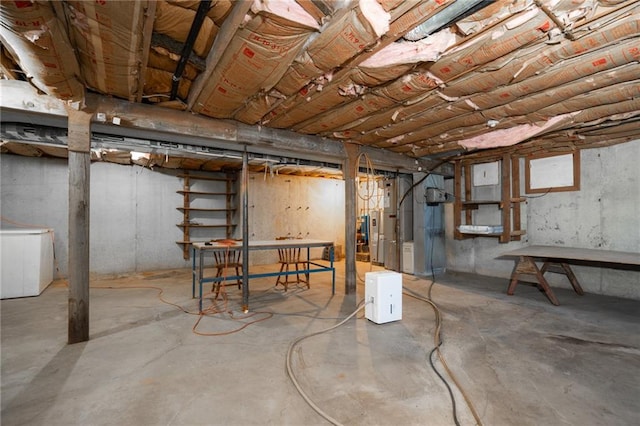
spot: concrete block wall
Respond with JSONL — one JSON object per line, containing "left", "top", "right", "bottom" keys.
{"left": 0, "top": 155, "right": 345, "bottom": 277}
{"left": 445, "top": 139, "right": 640, "bottom": 300}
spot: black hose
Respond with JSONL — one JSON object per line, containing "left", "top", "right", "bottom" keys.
{"left": 170, "top": 0, "right": 212, "bottom": 100}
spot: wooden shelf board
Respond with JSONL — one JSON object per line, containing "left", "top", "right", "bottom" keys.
{"left": 177, "top": 190, "right": 236, "bottom": 195}
{"left": 178, "top": 174, "right": 233, "bottom": 182}
{"left": 462, "top": 200, "right": 502, "bottom": 205}
{"left": 177, "top": 224, "right": 237, "bottom": 228}
{"left": 177, "top": 240, "right": 214, "bottom": 245}
{"left": 177, "top": 207, "right": 236, "bottom": 212}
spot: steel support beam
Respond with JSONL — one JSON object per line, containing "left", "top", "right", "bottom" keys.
{"left": 241, "top": 149, "right": 249, "bottom": 312}
{"left": 1, "top": 81, "right": 441, "bottom": 174}
{"left": 343, "top": 143, "right": 359, "bottom": 297}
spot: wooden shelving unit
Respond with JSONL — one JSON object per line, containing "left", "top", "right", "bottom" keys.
{"left": 454, "top": 154, "right": 525, "bottom": 243}
{"left": 177, "top": 171, "right": 237, "bottom": 259}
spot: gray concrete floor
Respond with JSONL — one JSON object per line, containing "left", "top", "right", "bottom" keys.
{"left": 2, "top": 261, "right": 639, "bottom": 426}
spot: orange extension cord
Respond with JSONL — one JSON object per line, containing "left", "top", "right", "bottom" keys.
{"left": 92, "top": 242, "right": 273, "bottom": 336}
{"left": 192, "top": 240, "right": 273, "bottom": 335}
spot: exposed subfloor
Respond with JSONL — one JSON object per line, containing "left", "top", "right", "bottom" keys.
{"left": 2, "top": 261, "right": 639, "bottom": 426}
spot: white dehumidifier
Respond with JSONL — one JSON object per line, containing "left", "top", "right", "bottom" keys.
{"left": 365, "top": 271, "right": 402, "bottom": 324}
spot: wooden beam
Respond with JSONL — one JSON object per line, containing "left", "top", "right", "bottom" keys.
{"left": 66, "top": 107, "right": 93, "bottom": 344}
{"left": 187, "top": 1, "right": 253, "bottom": 110}
{"left": 359, "top": 144, "right": 447, "bottom": 176}
{"left": 500, "top": 154, "right": 511, "bottom": 243}
{"left": 0, "top": 80, "right": 67, "bottom": 116}
{"left": 295, "top": 0, "right": 326, "bottom": 23}
{"left": 453, "top": 160, "right": 462, "bottom": 240}
{"left": 511, "top": 154, "right": 522, "bottom": 241}
{"left": 135, "top": 0, "right": 157, "bottom": 103}
{"left": 87, "top": 94, "right": 430, "bottom": 173}
{"left": 2, "top": 82, "right": 439, "bottom": 175}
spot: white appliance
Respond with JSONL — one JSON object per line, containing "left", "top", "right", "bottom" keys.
{"left": 402, "top": 241, "right": 414, "bottom": 274}
{"left": 371, "top": 235, "right": 384, "bottom": 265}
{"left": 365, "top": 271, "right": 402, "bottom": 324}
{"left": 1, "top": 228, "right": 54, "bottom": 299}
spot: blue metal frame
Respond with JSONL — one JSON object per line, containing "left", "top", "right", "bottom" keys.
{"left": 191, "top": 241, "right": 335, "bottom": 312}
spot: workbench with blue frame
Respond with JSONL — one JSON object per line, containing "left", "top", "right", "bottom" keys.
{"left": 191, "top": 239, "right": 336, "bottom": 312}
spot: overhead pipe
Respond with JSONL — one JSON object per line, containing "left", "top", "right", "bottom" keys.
{"left": 170, "top": 0, "right": 212, "bottom": 101}
{"left": 403, "top": 0, "right": 494, "bottom": 41}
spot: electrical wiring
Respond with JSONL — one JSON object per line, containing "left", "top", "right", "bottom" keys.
{"left": 425, "top": 206, "right": 480, "bottom": 425}
{"left": 93, "top": 283, "right": 275, "bottom": 336}
{"left": 91, "top": 262, "right": 275, "bottom": 337}
{"left": 270, "top": 312, "right": 347, "bottom": 320}
{"left": 403, "top": 289, "right": 484, "bottom": 426}
{"left": 429, "top": 345, "right": 460, "bottom": 426}
{"left": 286, "top": 299, "right": 368, "bottom": 426}
{"left": 234, "top": 286, "right": 348, "bottom": 320}
{"left": 522, "top": 187, "right": 552, "bottom": 199}
{"left": 192, "top": 242, "right": 275, "bottom": 335}
{"left": 355, "top": 152, "right": 378, "bottom": 203}
{"left": 192, "top": 310, "right": 273, "bottom": 336}
{"left": 398, "top": 157, "right": 453, "bottom": 208}
{"left": 285, "top": 281, "right": 483, "bottom": 426}
{"left": 91, "top": 284, "right": 196, "bottom": 315}
{"left": 353, "top": 152, "right": 380, "bottom": 283}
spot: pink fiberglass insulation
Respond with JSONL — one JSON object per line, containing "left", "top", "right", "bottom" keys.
{"left": 252, "top": 0, "right": 320, "bottom": 29}
{"left": 457, "top": 113, "right": 578, "bottom": 149}
{"left": 194, "top": 0, "right": 318, "bottom": 118}
{"left": 359, "top": 28, "right": 457, "bottom": 68}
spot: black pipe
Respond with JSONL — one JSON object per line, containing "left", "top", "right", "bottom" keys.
{"left": 170, "top": 0, "right": 212, "bottom": 101}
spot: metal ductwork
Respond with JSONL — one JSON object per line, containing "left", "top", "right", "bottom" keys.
{"left": 404, "top": 0, "right": 494, "bottom": 41}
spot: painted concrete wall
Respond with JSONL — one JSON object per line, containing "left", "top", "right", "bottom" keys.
{"left": 445, "top": 140, "right": 640, "bottom": 300}
{"left": 1, "top": 155, "right": 345, "bottom": 277}
{"left": 1, "top": 155, "right": 187, "bottom": 276}
{"left": 247, "top": 172, "right": 345, "bottom": 265}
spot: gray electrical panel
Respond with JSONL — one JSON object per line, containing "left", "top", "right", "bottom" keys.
{"left": 383, "top": 179, "right": 397, "bottom": 271}
{"left": 414, "top": 173, "right": 446, "bottom": 277}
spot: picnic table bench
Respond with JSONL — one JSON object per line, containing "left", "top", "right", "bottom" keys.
{"left": 502, "top": 245, "right": 640, "bottom": 305}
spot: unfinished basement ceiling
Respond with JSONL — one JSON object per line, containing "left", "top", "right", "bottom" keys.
{"left": 1, "top": 0, "right": 639, "bottom": 169}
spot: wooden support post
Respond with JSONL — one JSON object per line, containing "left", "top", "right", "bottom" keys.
{"left": 241, "top": 149, "right": 249, "bottom": 312}
{"left": 344, "top": 143, "right": 359, "bottom": 296}
{"left": 511, "top": 155, "right": 523, "bottom": 241}
{"left": 499, "top": 154, "right": 511, "bottom": 243}
{"left": 67, "top": 107, "right": 93, "bottom": 344}
{"left": 463, "top": 162, "right": 472, "bottom": 226}
{"left": 453, "top": 161, "right": 462, "bottom": 240}
{"left": 507, "top": 256, "right": 560, "bottom": 306}
{"left": 541, "top": 261, "right": 585, "bottom": 295}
